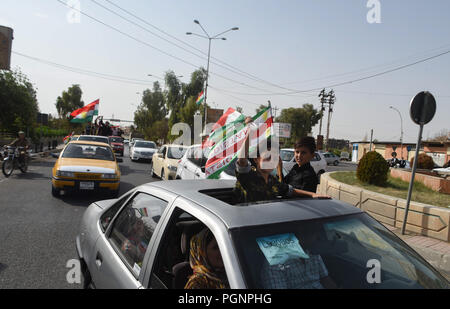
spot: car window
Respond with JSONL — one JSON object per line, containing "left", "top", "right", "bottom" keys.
{"left": 135, "top": 141, "right": 156, "bottom": 148}
{"left": 100, "top": 192, "right": 133, "bottom": 232}
{"left": 149, "top": 208, "right": 229, "bottom": 289}
{"left": 108, "top": 193, "right": 168, "bottom": 277}
{"left": 167, "top": 147, "right": 187, "bottom": 159}
{"left": 187, "top": 147, "right": 203, "bottom": 167}
{"left": 109, "top": 137, "right": 124, "bottom": 143}
{"left": 78, "top": 136, "right": 109, "bottom": 144}
{"left": 280, "top": 150, "right": 294, "bottom": 162}
{"left": 62, "top": 143, "right": 115, "bottom": 161}
{"left": 231, "top": 213, "right": 449, "bottom": 289}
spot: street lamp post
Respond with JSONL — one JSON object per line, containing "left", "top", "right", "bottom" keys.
{"left": 390, "top": 106, "right": 404, "bottom": 159}
{"left": 187, "top": 20, "right": 239, "bottom": 129}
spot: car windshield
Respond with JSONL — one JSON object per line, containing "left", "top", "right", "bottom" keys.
{"left": 135, "top": 141, "right": 156, "bottom": 148}
{"left": 280, "top": 150, "right": 294, "bottom": 162}
{"left": 78, "top": 136, "right": 109, "bottom": 144}
{"left": 109, "top": 137, "right": 123, "bottom": 143}
{"left": 167, "top": 146, "right": 187, "bottom": 159}
{"left": 231, "top": 213, "right": 449, "bottom": 289}
{"left": 62, "top": 143, "right": 115, "bottom": 161}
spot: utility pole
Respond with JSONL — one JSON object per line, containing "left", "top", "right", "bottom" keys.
{"left": 325, "top": 89, "right": 336, "bottom": 150}
{"left": 318, "top": 89, "right": 327, "bottom": 136}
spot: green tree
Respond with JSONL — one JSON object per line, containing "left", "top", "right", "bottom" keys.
{"left": 0, "top": 69, "right": 39, "bottom": 133}
{"left": 275, "top": 104, "right": 321, "bottom": 146}
{"left": 55, "top": 84, "right": 84, "bottom": 119}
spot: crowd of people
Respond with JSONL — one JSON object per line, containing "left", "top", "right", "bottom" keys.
{"left": 82, "top": 116, "right": 124, "bottom": 137}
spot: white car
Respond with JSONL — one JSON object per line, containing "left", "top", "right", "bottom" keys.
{"left": 176, "top": 145, "right": 236, "bottom": 180}
{"left": 77, "top": 135, "right": 110, "bottom": 146}
{"left": 433, "top": 167, "right": 450, "bottom": 178}
{"left": 177, "top": 145, "right": 289, "bottom": 180}
{"left": 129, "top": 140, "right": 157, "bottom": 162}
{"left": 151, "top": 145, "right": 188, "bottom": 180}
{"left": 280, "top": 148, "right": 327, "bottom": 178}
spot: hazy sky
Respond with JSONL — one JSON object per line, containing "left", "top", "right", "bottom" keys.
{"left": 2, "top": 0, "right": 449, "bottom": 142}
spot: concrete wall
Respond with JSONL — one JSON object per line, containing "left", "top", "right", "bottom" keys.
{"left": 318, "top": 172, "right": 450, "bottom": 242}
{"left": 390, "top": 169, "right": 450, "bottom": 194}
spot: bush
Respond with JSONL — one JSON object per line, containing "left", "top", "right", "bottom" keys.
{"left": 410, "top": 153, "right": 434, "bottom": 170}
{"left": 357, "top": 151, "right": 389, "bottom": 186}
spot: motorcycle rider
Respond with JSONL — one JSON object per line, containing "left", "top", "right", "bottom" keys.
{"left": 8, "top": 131, "right": 30, "bottom": 165}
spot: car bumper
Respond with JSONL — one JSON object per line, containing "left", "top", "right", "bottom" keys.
{"left": 52, "top": 177, "right": 120, "bottom": 191}
{"left": 132, "top": 154, "right": 154, "bottom": 161}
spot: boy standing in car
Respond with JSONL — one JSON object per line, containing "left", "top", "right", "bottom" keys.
{"left": 283, "top": 137, "right": 319, "bottom": 193}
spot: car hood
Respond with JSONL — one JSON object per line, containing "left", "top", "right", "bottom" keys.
{"left": 133, "top": 147, "right": 156, "bottom": 152}
{"left": 111, "top": 142, "right": 124, "bottom": 147}
{"left": 58, "top": 158, "right": 117, "bottom": 174}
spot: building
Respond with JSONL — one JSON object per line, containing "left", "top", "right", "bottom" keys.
{"left": 351, "top": 140, "right": 450, "bottom": 167}
{"left": 327, "top": 138, "right": 350, "bottom": 151}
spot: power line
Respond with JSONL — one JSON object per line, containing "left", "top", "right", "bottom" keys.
{"left": 101, "top": 0, "right": 304, "bottom": 92}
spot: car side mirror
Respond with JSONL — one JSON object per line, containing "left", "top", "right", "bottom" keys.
{"left": 51, "top": 153, "right": 59, "bottom": 159}
{"left": 157, "top": 153, "right": 163, "bottom": 158}
{"left": 117, "top": 158, "right": 123, "bottom": 163}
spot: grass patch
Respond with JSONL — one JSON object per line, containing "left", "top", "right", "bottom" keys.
{"left": 330, "top": 171, "right": 450, "bottom": 208}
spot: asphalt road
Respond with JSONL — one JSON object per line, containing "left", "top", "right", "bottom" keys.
{"left": 0, "top": 148, "right": 156, "bottom": 289}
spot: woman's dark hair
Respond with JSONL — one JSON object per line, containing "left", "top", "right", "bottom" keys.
{"left": 294, "top": 136, "right": 316, "bottom": 154}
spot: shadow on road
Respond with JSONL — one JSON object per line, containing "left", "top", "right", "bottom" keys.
{"left": 119, "top": 163, "right": 150, "bottom": 176}
{"left": 58, "top": 181, "right": 136, "bottom": 207}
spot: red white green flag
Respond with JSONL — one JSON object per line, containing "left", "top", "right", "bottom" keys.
{"left": 70, "top": 99, "right": 99, "bottom": 123}
{"left": 196, "top": 91, "right": 205, "bottom": 106}
{"left": 204, "top": 106, "right": 273, "bottom": 179}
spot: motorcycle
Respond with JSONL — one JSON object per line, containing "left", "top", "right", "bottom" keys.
{"left": 387, "top": 158, "right": 409, "bottom": 169}
{"left": 2, "top": 146, "right": 29, "bottom": 177}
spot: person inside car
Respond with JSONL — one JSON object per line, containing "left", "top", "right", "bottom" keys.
{"left": 234, "top": 118, "right": 329, "bottom": 204}
{"left": 282, "top": 136, "right": 319, "bottom": 193}
{"left": 185, "top": 228, "right": 229, "bottom": 289}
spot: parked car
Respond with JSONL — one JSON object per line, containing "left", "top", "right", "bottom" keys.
{"left": 76, "top": 180, "right": 450, "bottom": 289}
{"left": 340, "top": 151, "right": 350, "bottom": 161}
{"left": 51, "top": 141, "right": 122, "bottom": 198}
{"left": 78, "top": 135, "right": 110, "bottom": 146}
{"left": 324, "top": 152, "right": 340, "bottom": 166}
{"left": 151, "top": 145, "right": 188, "bottom": 180}
{"left": 130, "top": 140, "right": 157, "bottom": 162}
{"left": 280, "top": 149, "right": 327, "bottom": 179}
{"left": 108, "top": 136, "right": 124, "bottom": 157}
{"left": 433, "top": 167, "right": 450, "bottom": 178}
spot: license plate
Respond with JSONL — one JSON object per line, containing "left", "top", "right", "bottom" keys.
{"left": 80, "top": 182, "right": 95, "bottom": 190}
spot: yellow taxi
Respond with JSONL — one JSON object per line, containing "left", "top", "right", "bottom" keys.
{"left": 51, "top": 141, "right": 122, "bottom": 197}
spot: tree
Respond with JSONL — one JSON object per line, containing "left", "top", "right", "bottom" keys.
{"left": 256, "top": 104, "right": 268, "bottom": 115}
{"left": 0, "top": 69, "right": 39, "bottom": 133}
{"left": 275, "top": 104, "right": 321, "bottom": 146}
{"left": 55, "top": 84, "right": 84, "bottom": 119}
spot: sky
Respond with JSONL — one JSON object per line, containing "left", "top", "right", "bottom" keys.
{"left": 1, "top": 0, "right": 449, "bottom": 142}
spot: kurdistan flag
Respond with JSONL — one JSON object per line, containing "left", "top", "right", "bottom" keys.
{"left": 70, "top": 99, "right": 99, "bottom": 123}
{"left": 204, "top": 106, "right": 273, "bottom": 179}
{"left": 196, "top": 91, "right": 205, "bottom": 105}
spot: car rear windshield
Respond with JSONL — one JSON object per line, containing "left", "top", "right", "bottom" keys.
{"left": 167, "top": 146, "right": 187, "bottom": 159}
{"left": 135, "top": 141, "right": 156, "bottom": 148}
{"left": 280, "top": 150, "right": 294, "bottom": 162}
{"left": 78, "top": 136, "right": 109, "bottom": 144}
{"left": 62, "top": 144, "right": 115, "bottom": 161}
{"left": 109, "top": 137, "right": 124, "bottom": 143}
{"left": 231, "top": 213, "right": 449, "bottom": 289}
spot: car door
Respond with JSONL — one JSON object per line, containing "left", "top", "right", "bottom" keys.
{"left": 89, "top": 191, "right": 170, "bottom": 289}
{"left": 154, "top": 146, "right": 166, "bottom": 177}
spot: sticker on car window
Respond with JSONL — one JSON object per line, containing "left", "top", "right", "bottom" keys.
{"left": 256, "top": 233, "right": 309, "bottom": 266}
{"left": 133, "top": 263, "right": 141, "bottom": 275}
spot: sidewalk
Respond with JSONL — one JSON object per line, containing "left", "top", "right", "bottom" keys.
{"left": 385, "top": 225, "right": 450, "bottom": 280}
{"left": 29, "top": 144, "right": 64, "bottom": 161}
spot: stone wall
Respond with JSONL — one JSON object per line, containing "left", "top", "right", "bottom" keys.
{"left": 318, "top": 172, "right": 450, "bottom": 242}
{"left": 390, "top": 168, "right": 450, "bottom": 194}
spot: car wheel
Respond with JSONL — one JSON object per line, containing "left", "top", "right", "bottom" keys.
{"left": 83, "top": 267, "right": 94, "bottom": 289}
{"left": 150, "top": 165, "right": 157, "bottom": 178}
{"left": 161, "top": 169, "right": 165, "bottom": 180}
{"left": 51, "top": 185, "right": 60, "bottom": 198}
{"left": 334, "top": 160, "right": 339, "bottom": 166}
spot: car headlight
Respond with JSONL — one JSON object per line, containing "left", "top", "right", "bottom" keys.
{"left": 134, "top": 151, "right": 140, "bottom": 155}
{"left": 102, "top": 173, "right": 117, "bottom": 179}
{"left": 56, "top": 170, "right": 74, "bottom": 177}
{"left": 168, "top": 165, "right": 177, "bottom": 172}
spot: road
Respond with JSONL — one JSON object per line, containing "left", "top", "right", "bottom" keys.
{"left": 0, "top": 148, "right": 156, "bottom": 289}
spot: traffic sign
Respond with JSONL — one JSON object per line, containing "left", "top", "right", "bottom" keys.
{"left": 410, "top": 91, "right": 436, "bottom": 125}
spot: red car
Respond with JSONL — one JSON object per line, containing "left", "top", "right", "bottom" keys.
{"left": 108, "top": 136, "right": 124, "bottom": 157}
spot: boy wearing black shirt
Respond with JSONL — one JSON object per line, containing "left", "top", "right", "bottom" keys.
{"left": 283, "top": 137, "right": 319, "bottom": 193}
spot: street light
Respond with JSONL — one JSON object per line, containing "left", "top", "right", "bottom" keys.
{"left": 390, "top": 106, "right": 404, "bottom": 159}
{"left": 186, "top": 20, "right": 239, "bottom": 127}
